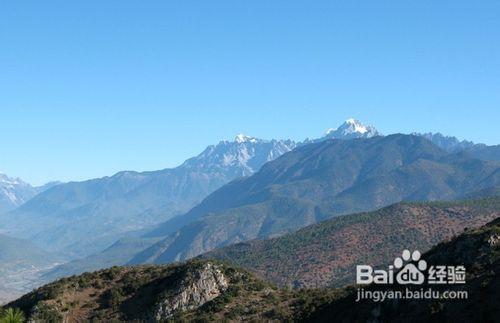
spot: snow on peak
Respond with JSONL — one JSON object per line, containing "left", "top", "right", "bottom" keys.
{"left": 342, "top": 118, "right": 369, "bottom": 134}
{"left": 324, "top": 118, "right": 380, "bottom": 139}
{"left": 0, "top": 173, "right": 23, "bottom": 185}
{"left": 234, "top": 134, "right": 258, "bottom": 143}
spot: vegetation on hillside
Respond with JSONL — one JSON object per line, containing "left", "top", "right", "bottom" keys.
{"left": 4, "top": 212, "right": 500, "bottom": 322}
{"left": 3, "top": 260, "right": 346, "bottom": 322}
{"left": 203, "top": 197, "right": 500, "bottom": 288}
{"left": 309, "top": 215, "right": 500, "bottom": 322}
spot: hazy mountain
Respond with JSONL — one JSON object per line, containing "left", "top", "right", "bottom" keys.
{"left": 40, "top": 236, "right": 161, "bottom": 284}
{"left": 130, "top": 134, "right": 500, "bottom": 265}
{"left": 0, "top": 174, "right": 34, "bottom": 214}
{"left": 202, "top": 197, "right": 500, "bottom": 288}
{"left": 0, "top": 233, "right": 57, "bottom": 266}
{"left": 0, "top": 173, "right": 61, "bottom": 214}
{"left": 416, "top": 132, "right": 476, "bottom": 152}
{"left": 465, "top": 143, "right": 500, "bottom": 161}
{"left": 416, "top": 132, "right": 500, "bottom": 161}
{"left": 39, "top": 119, "right": 384, "bottom": 279}
{"left": 0, "top": 136, "right": 297, "bottom": 258}
{"left": 0, "top": 233, "right": 61, "bottom": 304}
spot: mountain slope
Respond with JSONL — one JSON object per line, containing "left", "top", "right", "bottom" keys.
{"left": 131, "top": 134, "right": 500, "bottom": 265}
{"left": 39, "top": 236, "right": 161, "bottom": 285}
{"left": 308, "top": 216, "right": 500, "bottom": 323}
{"left": 7, "top": 216, "right": 500, "bottom": 322}
{"left": 0, "top": 137, "right": 297, "bottom": 258}
{"left": 202, "top": 197, "right": 500, "bottom": 288}
{"left": 5, "top": 260, "right": 342, "bottom": 322}
{"left": 417, "top": 132, "right": 500, "bottom": 161}
{"left": 39, "top": 119, "right": 384, "bottom": 279}
{"left": 0, "top": 233, "right": 57, "bottom": 265}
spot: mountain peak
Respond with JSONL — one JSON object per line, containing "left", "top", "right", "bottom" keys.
{"left": 415, "top": 132, "right": 476, "bottom": 152}
{"left": 234, "top": 134, "right": 258, "bottom": 144}
{"left": 0, "top": 173, "right": 25, "bottom": 186}
{"left": 324, "top": 118, "right": 380, "bottom": 139}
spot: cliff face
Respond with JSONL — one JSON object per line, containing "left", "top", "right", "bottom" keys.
{"left": 152, "top": 262, "right": 229, "bottom": 320}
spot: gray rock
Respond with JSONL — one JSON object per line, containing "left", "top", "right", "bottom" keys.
{"left": 153, "top": 263, "right": 228, "bottom": 320}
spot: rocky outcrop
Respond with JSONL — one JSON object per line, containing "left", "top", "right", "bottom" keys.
{"left": 152, "top": 263, "right": 229, "bottom": 321}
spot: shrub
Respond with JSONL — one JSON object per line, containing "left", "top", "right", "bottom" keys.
{"left": 0, "top": 308, "right": 25, "bottom": 323}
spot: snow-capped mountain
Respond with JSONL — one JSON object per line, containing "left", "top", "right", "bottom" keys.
{"left": 414, "top": 132, "right": 500, "bottom": 161}
{"left": 301, "top": 118, "right": 381, "bottom": 144}
{"left": 0, "top": 135, "right": 299, "bottom": 257}
{"left": 323, "top": 118, "right": 381, "bottom": 140}
{"left": 414, "top": 132, "right": 476, "bottom": 152}
{"left": 0, "top": 173, "right": 36, "bottom": 213}
{"left": 183, "top": 135, "right": 298, "bottom": 177}
{"left": 0, "top": 173, "right": 60, "bottom": 214}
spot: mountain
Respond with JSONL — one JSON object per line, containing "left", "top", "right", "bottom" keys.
{"left": 465, "top": 143, "right": 500, "bottom": 161}
{"left": 40, "top": 236, "right": 162, "bottom": 284}
{"left": 0, "top": 233, "right": 57, "bottom": 268}
{"left": 322, "top": 118, "right": 380, "bottom": 140}
{"left": 130, "top": 134, "right": 500, "bottom": 265}
{"left": 0, "top": 137, "right": 297, "bottom": 258}
{"left": 0, "top": 174, "right": 33, "bottom": 213}
{"left": 7, "top": 215, "right": 500, "bottom": 322}
{"left": 308, "top": 216, "right": 500, "bottom": 323}
{"left": 417, "top": 132, "right": 500, "bottom": 161}
{"left": 38, "top": 120, "right": 383, "bottom": 279}
{"left": 416, "top": 132, "right": 476, "bottom": 152}
{"left": 0, "top": 173, "right": 58, "bottom": 214}
{"left": 202, "top": 197, "right": 500, "bottom": 288}
{"left": 5, "top": 259, "right": 344, "bottom": 322}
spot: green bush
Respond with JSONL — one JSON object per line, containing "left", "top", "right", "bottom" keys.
{"left": 103, "top": 287, "right": 125, "bottom": 309}
{"left": 0, "top": 308, "right": 25, "bottom": 323}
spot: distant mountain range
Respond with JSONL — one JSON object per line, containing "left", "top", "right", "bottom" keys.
{"left": 0, "top": 136, "right": 297, "bottom": 258}
{"left": 2, "top": 118, "right": 500, "bottom": 293}
{"left": 34, "top": 120, "right": 500, "bottom": 281}
{"left": 202, "top": 197, "right": 500, "bottom": 288}
{"left": 415, "top": 132, "right": 500, "bottom": 161}
{"left": 0, "top": 119, "right": 380, "bottom": 259}
{"left": 129, "top": 134, "right": 500, "bottom": 265}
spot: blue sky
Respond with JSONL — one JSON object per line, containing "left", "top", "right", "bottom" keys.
{"left": 1, "top": 1, "right": 499, "bottom": 185}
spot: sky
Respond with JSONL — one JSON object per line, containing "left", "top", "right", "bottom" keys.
{"left": 0, "top": 0, "right": 499, "bottom": 185}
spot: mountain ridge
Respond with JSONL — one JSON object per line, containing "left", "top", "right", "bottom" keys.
{"left": 129, "top": 134, "right": 500, "bottom": 266}
{"left": 201, "top": 197, "right": 500, "bottom": 288}
{"left": 0, "top": 137, "right": 298, "bottom": 258}
{"left": 0, "top": 173, "right": 59, "bottom": 214}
